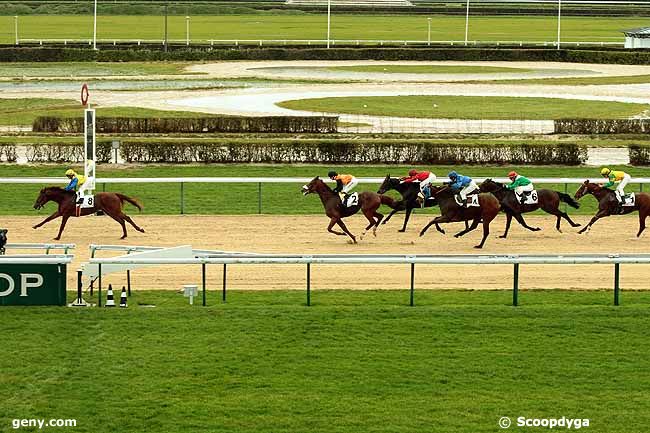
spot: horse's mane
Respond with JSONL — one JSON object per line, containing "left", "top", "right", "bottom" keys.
{"left": 44, "top": 186, "right": 72, "bottom": 194}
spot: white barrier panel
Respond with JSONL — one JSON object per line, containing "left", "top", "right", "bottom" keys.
{"left": 83, "top": 245, "right": 193, "bottom": 279}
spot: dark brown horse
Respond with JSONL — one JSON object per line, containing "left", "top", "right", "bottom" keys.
{"left": 419, "top": 186, "right": 500, "bottom": 248}
{"left": 574, "top": 181, "right": 650, "bottom": 237}
{"left": 479, "top": 179, "right": 581, "bottom": 238}
{"left": 302, "top": 177, "right": 397, "bottom": 243}
{"left": 377, "top": 175, "right": 439, "bottom": 232}
{"left": 33, "top": 187, "right": 145, "bottom": 240}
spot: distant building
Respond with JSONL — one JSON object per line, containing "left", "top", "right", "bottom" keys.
{"left": 623, "top": 27, "right": 650, "bottom": 49}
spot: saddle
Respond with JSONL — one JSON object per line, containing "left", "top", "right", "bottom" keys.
{"left": 454, "top": 193, "right": 480, "bottom": 208}
{"left": 341, "top": 192, "right": 359, "bottom": 208}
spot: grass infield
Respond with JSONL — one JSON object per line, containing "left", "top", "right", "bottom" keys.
{"left": 277, "top": 95, "right": 650, "bottom": 120}
{"left": 1, "top": 290, "right": 649, "bottom": 433}
{"left": 1, "top": 164, "right": 645, "bottom": 216}
{"left": 320, "top": 65, "right": 534, "bottom": 74}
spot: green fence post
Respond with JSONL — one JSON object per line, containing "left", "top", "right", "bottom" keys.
{"left": 513, "top": 263, "right": 519, "bottom": 307}
{"left": 102, "top": 183, "right": 106, "bottom": 192}
{"left": 98, "top": 263, "right": 102, "bottom": 307}
{"left": 222, "top": 264, "right": 227, "bottom": 302}
{"left": 202, "top": 263, "right": 206, "bottom": 307}
{"left": 640, "top": 183, "right": 643, "bottom": 193}
{"left": 306, "top": 263, "right": 311, "bottom": 307}
{"left": 180, "top": 182, "right": 185, "bottom": 215}
{"left": 258, "top": 182, "right": 262, "bottom": 214}
{"left": 614, "top": 263, "right": 620, "bottom": 306}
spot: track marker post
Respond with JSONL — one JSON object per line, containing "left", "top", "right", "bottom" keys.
{"left": 222, "top": 264, "right": 227, "bottom": 302}
{"left": 306, "top": 262, "right": 311, "bottom": 307}
{"left": 513, "top": 263, "right": 519, "bottom": 307}
{"left": 614, "top": 263, "right": 620, "bottom": 306}
{"left": 409, "top": 262, "right": 415, "bottom": 307}
{"left": 202, "top": 263, "right": 206, "bottom": 306}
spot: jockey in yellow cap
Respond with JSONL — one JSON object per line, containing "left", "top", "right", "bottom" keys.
{"left": 64, "top": 169, "right": 88, "bottom": 204}
{"left": 601, "top": 167, "right": 631, "bottom": 212}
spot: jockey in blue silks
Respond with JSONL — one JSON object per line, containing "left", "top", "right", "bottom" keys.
{"left": 448, "top": 171, "right": 479, "bottom": 206}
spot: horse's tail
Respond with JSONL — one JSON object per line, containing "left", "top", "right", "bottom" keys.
{"left": 116, "top": 193, "right": 143, "bottom": 211}
{"left": 380, "top": 194, "right": 400, "bottom": 209}
{"left": 558, "top": 192, "right": 580, "bottom": 209}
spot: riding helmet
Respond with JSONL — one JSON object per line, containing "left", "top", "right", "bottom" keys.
{"left": 408, "top": 169, "right": 418, "bottom": 176}
{"left": 508, "top": 171, "right": 518, "bottom": 178}
{"left": 65, "top": 169, "right": 76, "bottom": 177}
{"left": 600, "top": 167, "right": 611, "bottom": 176}
{"left": 327, "top": 171, "right": 337, "bottom": 178}
{"left": 448, "top": 171, "right": 458, "bottom": 179}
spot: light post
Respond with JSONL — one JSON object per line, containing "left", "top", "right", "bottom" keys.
{"left": 327, "top": 0, "right": 331, "bottom": 49}
{"left": 464, "top": 0, "right": 470, "bottom": 46}
{"left": 14, "top": 16, "right": 18, "bottom": 45}
{"left": 557, "top": 0, "right": 562, "bottom": 50}
{"left": 185, "top": 15, "right": 190, "bottom": 46}
{"left": 427, "top": 17, "right": 431, "bottom": 46}
{"left": 93, "top": 0, "right": 98, "bottom": 50}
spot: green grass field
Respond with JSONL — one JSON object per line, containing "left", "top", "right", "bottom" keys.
{"left": 479, "top": 75, "right": 650, "bottom": 86}
{"left": 278, "top": 95, "right": 650, "bottom": 120}
{"left": 2, "top": 290, "right": 649, "bottom": 433}
{"left": 0, "top": 164, "right": 644, "bottom": 217}
{"left": 0, "top": 62, "right": 194, "bottom": 78}
{"left": 0, "top": 14, "right": 645, "bottom": 44}
{"left": 321, "top": 65, "right": 534, "bottom": 74}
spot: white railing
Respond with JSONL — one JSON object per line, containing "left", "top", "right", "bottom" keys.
{"left": 88, "top": 244, "right": 263, "bottom": 257}
{"left": 4, "top": 243, "right": 76, "bottom": 254}
{"left": 88, "top": 252, "right": 640, "bottom": 307}
{"left": 0, "top": 254, "right": 74, "bottom": 264}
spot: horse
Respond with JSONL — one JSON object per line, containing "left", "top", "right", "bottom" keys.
{"left": 479, "top": 179, "right": 581, "bottom": 238}
{"left": 377, "top": 174, "right": 439, "bottom": 232}
{"left": 33, "top": 187, "right": 146, "bottom": 240}
{"left": 574, "top": 180, "right": 650, "bottom": 237}
{"left": 419, "top": 185, "right": 500, "bottom": 248}
{"left": 301, "top": 176, "right": 397, "bottom": 243}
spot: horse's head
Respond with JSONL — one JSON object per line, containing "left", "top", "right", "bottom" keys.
{"left": 302, "top": 176, "right": 325, "bottom": 196}
{"left": 34, "top": 187, "right": 65, "bottom": 210}
{"left": 377, "top": 174, "right": 394, "bottom": 194}
{"left": 574, "top": 180, "right": 599, "bottom": 200}
{"left": 479, "top": 178, "right": 501, "bottom": 193}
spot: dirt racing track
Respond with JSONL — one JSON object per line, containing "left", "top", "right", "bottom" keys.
{"left": 4, "top": 213, "right": 649, "bottom": 292}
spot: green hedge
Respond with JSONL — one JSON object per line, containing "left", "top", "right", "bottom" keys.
{"left": 116, "top": 140, "right": 587, "bottom": 164}
{"left": 0, "top": 144, "right": 17, "bottom": 162}
{"left": 32, "top": 116, "right": 339, "bottom": 134}
{"left": 555, "top": 119, "right": 650, "bottom": 134}
{"left": 628, "top": 145, "right": 650, "bottom": 166}
{"left": 4, "top": 47, "right": 650, "bottom": 65}
{"left": 23, "top": 142, "right": 112, "bottom": 163}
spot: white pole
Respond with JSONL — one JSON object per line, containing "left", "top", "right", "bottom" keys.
{"left": 427, "top": 17, "right": 431, "bottom": 46}
{"left": 14, "top": 16, "right": 18, "bottom": 45}
{"left": 557, "top": 0, "right": 561, "bottom": 50}
{"left": 464, "top": 0, "right": 470, "bottom": 45}
{"left": 327, "top": 0, "right": 331, "bottom": 49}
{"left": 93, "top": 0, "right": 97, "bottom": 50}
{"left": 186, "top": 16, "right": 190, "bottom": 45}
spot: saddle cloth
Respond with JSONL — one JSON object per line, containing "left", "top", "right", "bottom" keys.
{"left": 515, "top": 190, "right": 539, "bottom": 205}
{"left": 454, "top": 194, "right": 480, "bottom": 208}
{"left": 343, "top": 192, "right": 359, "bottom": 208}
{"left": 621, "top": 193, "right": 635, "bottom": 207}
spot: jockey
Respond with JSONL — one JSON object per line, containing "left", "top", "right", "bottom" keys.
{"left": 448, "top": 171, "right": 478, "bottom": 206}
{"left": 505, "top": 171, "right": 534, "bottom": 204}
{"left": 328, "top": 171, "right": 358, "bottom": 202}
{"left": 601, "top": 167, "right": 631, "bottom": 210}
{"left": 402, "top": 169, "right": 437, "bottom": 201}
{"left": 64, "top": 169, "right": 88, "bottom": 204}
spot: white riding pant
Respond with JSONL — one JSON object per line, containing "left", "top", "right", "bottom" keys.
{"left": 420, "top": 173, "right": 437, "bottom": 191}
{"left": 514, "top": 183, "right": 534, "bottom": 195}
{"left": 615, "top": 174, "right": 631, "bottom": 201}
{"left": 459, "top": 181, "right": 478, "bottom": 200}
{"left": 76, "top": 180, "right": 92, "bottom": 201}
{"left": 342, "top": 178, "right": 358, "bottom": 194}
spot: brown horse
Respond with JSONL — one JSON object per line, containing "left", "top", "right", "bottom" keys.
{"left": 33, "top": 187, "right": 145, "bottom": 240}
{"left": 479, "top": 179, "right": 581, "bottom": 238}
{"left": 419, "top": 186, "right": 500, "bottom": 248}
{"left": 302, "top": 177, "right": 397, "bottom": 243}
{"left": 574, "top": 181, "right": 650, "bottom": 237}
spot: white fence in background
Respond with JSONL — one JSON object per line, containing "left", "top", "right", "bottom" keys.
{"left": 3, "top": 243, "right": 76, "bottom": 254}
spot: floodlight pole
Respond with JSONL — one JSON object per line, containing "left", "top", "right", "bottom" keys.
{"left": 186, "top": 15, "right": 190, "bottom": 46}
{"left": 327, "top": 0, "right": 331, "bottom": 49}
{"left": 464, "top": 0, "right": 470, "bottom": 46}
{"left": 557, "top": 0, "right": 562, "bottom": 50}
{"left": 14, "top": 16, "right": 18, "bottom": 45}
{"left": 427, "top": 17, "right": 431, "bottom": 46}
{"left": 93, "top": 0, "right": 98, "bottom": 50}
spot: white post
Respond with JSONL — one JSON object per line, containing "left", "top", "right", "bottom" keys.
{"left": 327, "top": 0, "right": 331, "bottom": 49}
{"left": 93, "top": 0, "right": 98, "bottom": 50}
{"left": 464, "top": 0, "right": 470, "bottom": 46}
{"left": 557, "top": 0, "right": 561, "bottom": 50}
{"left": 186, "top": 16, "right": 190, "bottom": 45}
{"left": 427, "top": 17, "right": 431, "bottom": 46}
{"left": 14, "top": 16, "right": 18, "bottom": 45}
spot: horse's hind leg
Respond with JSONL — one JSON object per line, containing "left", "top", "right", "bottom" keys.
{"left": 372, "top": 211, "right": 383, "bottom": 236}
{"left": 637, "top": 212, "right": 647, "bottom": 237}
{"left": 103, "top": 209, "right": 128, "bottom": 239}
{"left": 122, "top": 213, "right": 145, "bottom": 233}
{"left": 475, "top": 211, "right": 498, "bottom": 249}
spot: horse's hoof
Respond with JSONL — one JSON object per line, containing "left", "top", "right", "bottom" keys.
{"left": 398, "top": 229, "right": 406, "bottom": 233}
{"left": 120, "top": 236, "right": 127, "bottom": 240}
{"left": 498, "top": 235, "right": 507, "bottom": 239}
{"left": 474, "top": 245, "right": 483, "bottom": 249}
{"left": 534, "top": 227, "right": 541, "bottom": 231}
{"left": 372, "top": 230, "right": 377, "bottom": 237}
{"left": 32, "top": 226, "right": 38, "bottom": 230}
{"left": 139, "top": 228, "right": 146, "bottom": 233}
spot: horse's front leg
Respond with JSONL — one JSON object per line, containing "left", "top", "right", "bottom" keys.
{"left": 578, "top": 209, "right": 608, "bottom": 234}
{"left": 420, "top": 215, "right": 450, "bottom": 237}
{"left": 54, "top": 215, "right": 70, "bottom": 241}
{"left": 33, "top": 211, "right": 61, "bottom": 229}
{"left": 399, "top": 207, "right": 414, "bottom": 232}
{"left": 327, "top": 217, "right": 346, "bottom": 236}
